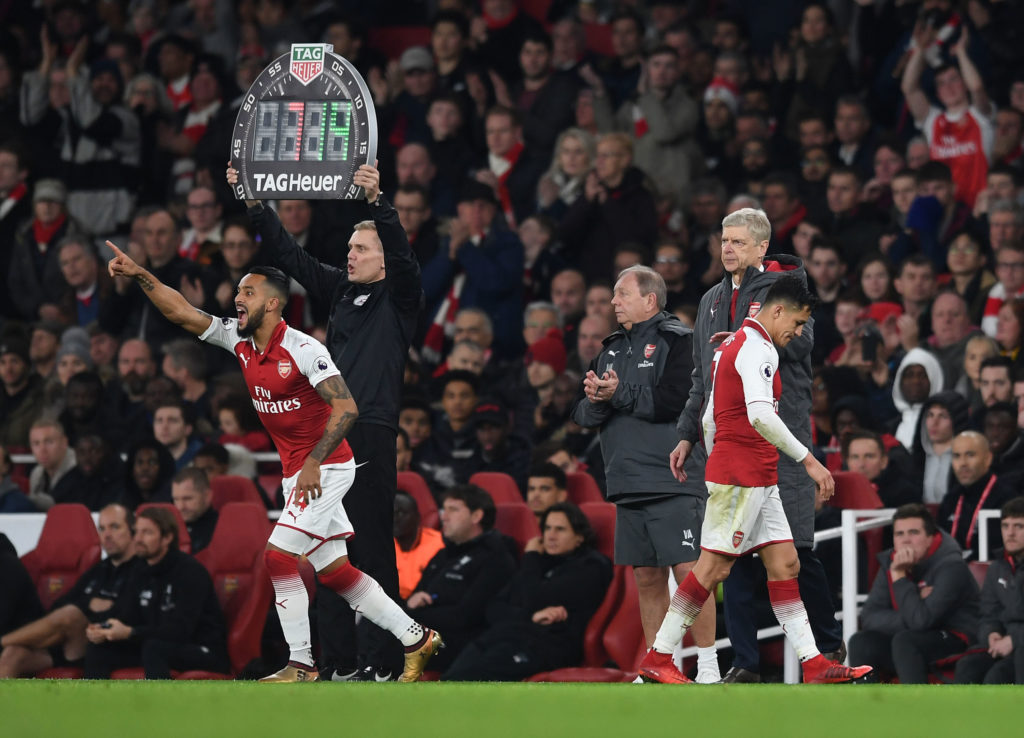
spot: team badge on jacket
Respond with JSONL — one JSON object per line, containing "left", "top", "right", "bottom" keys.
{"left": 278, "top": 360, "right": 292, "bottom": 378}
{"left": 747, "top": 302, "right": 761, "bottom": 318}
{"left": 644, "top": 343, "right": 656, "bottom": 358}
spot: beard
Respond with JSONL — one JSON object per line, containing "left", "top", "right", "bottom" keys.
{"left": 237, "top": 304, "right": 266, "bottom": 338}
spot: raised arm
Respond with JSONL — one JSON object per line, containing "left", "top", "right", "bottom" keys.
{"left": 293, "top": 375, "right": 359, "bottom": 505}
{"left": 901, "top": 22, "right": 936, "bottom": 126}
{"left": 106, "top": 241, "right": 213, "bottom": 336}
{"left": 952, "top": 27, "right": 993, "bottom": 117}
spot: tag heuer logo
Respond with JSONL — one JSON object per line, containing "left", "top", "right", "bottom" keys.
{"left": 290, "top": 44, "right": 325, "bottom": 86}
{"left": 278, "top": 359, "right": 292, "bottom": 378}
{"left": 644, "top": 343, "right": 656, "bottom": 358}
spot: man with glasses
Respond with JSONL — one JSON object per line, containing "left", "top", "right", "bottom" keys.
{"left": 180, "top": 185, "right": 222, "bottom": 263}
{"left": 982, "top": 244, "right": 1024, "bottom": 338}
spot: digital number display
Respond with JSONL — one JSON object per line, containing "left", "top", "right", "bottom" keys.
{"left": 251, "top": 100, "right": 353, "bottom": 163}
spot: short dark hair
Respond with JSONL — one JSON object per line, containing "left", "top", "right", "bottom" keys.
{"left": 154, "top": 399, "right": 195, "bottom": 427}
{"left": 841, "top": 428, "right": 884, "bottom": 459}
{"left": 763, "top": 275, "right": 818, "bottom": 313}
{"left": 431, "top": 9, "right": 469, "bottom": 37}
{"left": 1000, "top": 496, "right": 1024, "bottom": 521}
{"left": 980, "top": 355, "right": 1013, "bottom": 378}
{"left": 400, "top": 393, "right": 432, "bottom": 416}
{"left": 137, "top": 506, "right": 180, "bottom": 549}
{"left": 982, "top": 401, "right": 1016, "bottom": 425}
{"left": 541, "top": 502, "right": 596, "bottom": 549}
{"left": 646, "top": 44, "right": 678, "bottom": 60}
{"left": 442, "top": 483, "right": 496, "bottom": 530}
{"left": 988, "top": 163, "right": 1023, "bottom": 187}
{"left": 528, "top": 462, "right": 567, "bottom": 490}
{"left": 892, "top": 167, "right": 918, "bottom": 183}
{"left": 762, "top": 172, "right": 800, "bottom": 201}
{"left": 173, "top": 466, "right": 209, "bottom": 492}
{"left": 522, "top": 30, "right": 552, "bottom": 53}
{"left": 101, "top": 502, "right": 135, "bottom": 532}
{"left": 248, "top": 266, "right": 290, "bottom": 305}
{"left": 441, "top": 369, "right": 480, "bottom": 396}
{"left": 195, "top": 442, "right": 230, "bottom": 466}
{"left": 396, "top": 182, "right": 430, "bottom": 204}
{"left": 898, "top": 254, "right": 935, "bottom": 277}
{"left": 893, "top": 503, "right": 937, "bottom": 536}
{"left": 828, "top": 164, "right": 862, "bottom": 185}
{"left": 917, "top": 160, "right": 953, "bottom": 184}
{"left": 809, "top": 237, "right": 844, "bottom": 261}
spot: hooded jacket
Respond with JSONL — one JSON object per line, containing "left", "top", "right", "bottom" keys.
{"left": 572, "top": 311, "right": 701, "bottom": 503}
{"left": 891, "top": 348, "right": 945, "bottom": 449}
{"left": 675, "top": 255, "right": 818, "bottom": 545}
{"left": 911, "top": 391, "right": 970, "bottom": 505}
{"left": 861, "top": 530, "right": 980, "bottom": 642}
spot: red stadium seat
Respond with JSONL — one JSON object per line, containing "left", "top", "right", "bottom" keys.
{"left": 136, "top": 503, "right": 191, "bottom": 554}
{"left": 968, "top": 560, "right": 990, "bottom": 589}
{"left": 579, "top": 501, "right": 616, "bottom": 561}
{"left": 186, "top": 502, "right": 273, "bottom": 678}
{"left": 397, "top": 470, "right": 440, "bottom": 529}
{"left": 210, "top": 475, "right": 265, "bottom": 511}
{"left": 366, "top": 27, "right": 431, "bottom": 60}
{"left": 566, "top": 472, "right": 604, "bottom": 505}
{"left": 526, "top": 566, "right": 644, "bottom": 682}
{"left": 827, "top": 471, "right": 885, "bottom": 583}
{"left": 20, "top": 503, "right": 101, "bottom": 610}
{"left": 583, "top": 23, "right": 614, "bottom": 56}
{"left": 35, "top": 666, "right": 84, "bottom": 679}
{"left": 521, "top": 0, "right": 552, "bottom": 22}
{"left": 257, "top": 474, "right": 282, "bottom": 507}
{"left": 469, "top": 472, "right": 525, "bottom": 506}
{"left": 828, "top": 471, "right": 883, "bottom": 510}
{"left": 494, "top": 503, "right": 540, "bottom": 554}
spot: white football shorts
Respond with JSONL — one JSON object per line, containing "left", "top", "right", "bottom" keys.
{"left": 268, "top": 460, "right": 356, "bottom": 557}
{"left": 700, "top": 482, "right": 793, "bottom": 557}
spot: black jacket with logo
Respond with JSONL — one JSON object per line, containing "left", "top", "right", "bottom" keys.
{"left": 249, "top": 195, "right": 423, "bottom": 431}
{"left": 571, "top": 311, "right": 703, "bottom": 503}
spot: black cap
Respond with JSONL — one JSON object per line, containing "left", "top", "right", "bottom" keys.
{"left": 0, "top": 338, "right": 30, "bottom": 364}
{"left": 473, "top": 400, "right": 507, "bottom": 427}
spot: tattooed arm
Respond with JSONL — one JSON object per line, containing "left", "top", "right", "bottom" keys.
{"left": 106, "top": 240, "right": 214, "bottom": 336}
{"left": 294, "top": 375, "right": 359, "bottom": 503}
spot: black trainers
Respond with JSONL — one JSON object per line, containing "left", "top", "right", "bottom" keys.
{"left": 331, "top": 666, "right": 393, "bottom": 682}
{"left": 720, "top": 667, "right": 760, "bottom": 684}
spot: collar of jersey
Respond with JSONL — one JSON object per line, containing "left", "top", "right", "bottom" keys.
{"left": 245, "top": 318, "right": 287, "bottom": 362}
{"left": 742, "top": 317, "right": 771, "bottom": 342}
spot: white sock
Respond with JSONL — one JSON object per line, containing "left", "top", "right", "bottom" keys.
{"left": 652, "top": 575, "right": 708, "bottom": 654}
{"left": 697, "top": 646, "right": 720, "bottom": 676}
{"left": 324, "top": 565, "right": 424, "bottom": 647}
{"left": 267, "top": 562, "right": 313, "bottom": 666}
{"left": 768, "top": 579, "right": 819, "bottom": 662}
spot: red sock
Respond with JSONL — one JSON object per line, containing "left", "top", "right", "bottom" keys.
{"left": 672, "top": 573, "right": 710, "bottom": 621}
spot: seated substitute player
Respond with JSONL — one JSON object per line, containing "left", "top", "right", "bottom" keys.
{"left": 106, "top": 239, "right": 442, "bottom": 684}
{"left": 641, "top": 277, "right": 873, "bottom": 684}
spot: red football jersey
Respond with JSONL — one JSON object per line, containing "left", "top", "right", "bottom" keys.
{"left": 923, "top": 106, "right": 993, "bottom": 208}
{"left": 201, "top": 317, "right": 353, "bottom": 476}
{"left": 704, "top": 318, "right": 783, "bottom": 486}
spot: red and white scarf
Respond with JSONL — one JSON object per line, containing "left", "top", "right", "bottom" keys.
{"left": 422, "top": 273, "right": 466, "bottom": 364}
{"left": 489, "top": 141, "right": 523, "bottom": 227}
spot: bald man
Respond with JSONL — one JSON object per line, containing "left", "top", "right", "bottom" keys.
{"left": 938, "top": 432, "right": 1018, "bottom": 559}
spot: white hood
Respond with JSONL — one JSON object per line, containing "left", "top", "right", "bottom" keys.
{"left": 892, "top": 348, "right": 945, "bottom": 448}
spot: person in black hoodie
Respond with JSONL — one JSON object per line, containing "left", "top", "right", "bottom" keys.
{"left": 911, "top": 391, "right": 970, "bottom": 507}
{"left": 120, "top": 438, "right": 176, "bottom": 508}
{"left": 51, "top": 434, "right": 125, "bottom": 511}
{"left": 441, "top": 502, "right": 611, "bottom": 681}
{"left": 404, "top": 484, "right": 515, "bottom": 671}
{"left": 938, "top": 432, "right": 1019, "bottom": 560}
{"left": 83, "top": 506, "right": 228, "bottom": 679}
{"left": 415, "top": 371, "right": 481, "bottom": 495}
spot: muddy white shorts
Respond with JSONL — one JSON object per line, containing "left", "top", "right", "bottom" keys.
{"left": 700, "top": 481, "right": 793, "bottom": 557}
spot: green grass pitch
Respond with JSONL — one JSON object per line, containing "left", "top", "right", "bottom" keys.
{"left": 1, "top": 681, "right": 1019, "bottom": 737}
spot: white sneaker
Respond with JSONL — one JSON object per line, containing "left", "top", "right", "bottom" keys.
{"left": 695, "top": 668, "right": 722, "bottom": 684}
{"left": 631, "top": 675, "right": 645, "bottom": 684}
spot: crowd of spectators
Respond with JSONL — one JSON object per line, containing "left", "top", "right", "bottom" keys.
{"left": 2, "top": 0, "right": 1024, "bottom": 682}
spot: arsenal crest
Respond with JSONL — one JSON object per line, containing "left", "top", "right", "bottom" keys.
{"left": 732, "top": 530, "right": 745, "bottom": 548}
{"left": 278, "top": 360, "right": 292, "bottom": 378}
{"left": 289, "top": 44, "right": 324, "bottom": 86}
{"left": 747, "top": 302, "right": 761, "bottom": 318}
{"left": 644, "top": 343, "right": 656, "bottom": 359}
